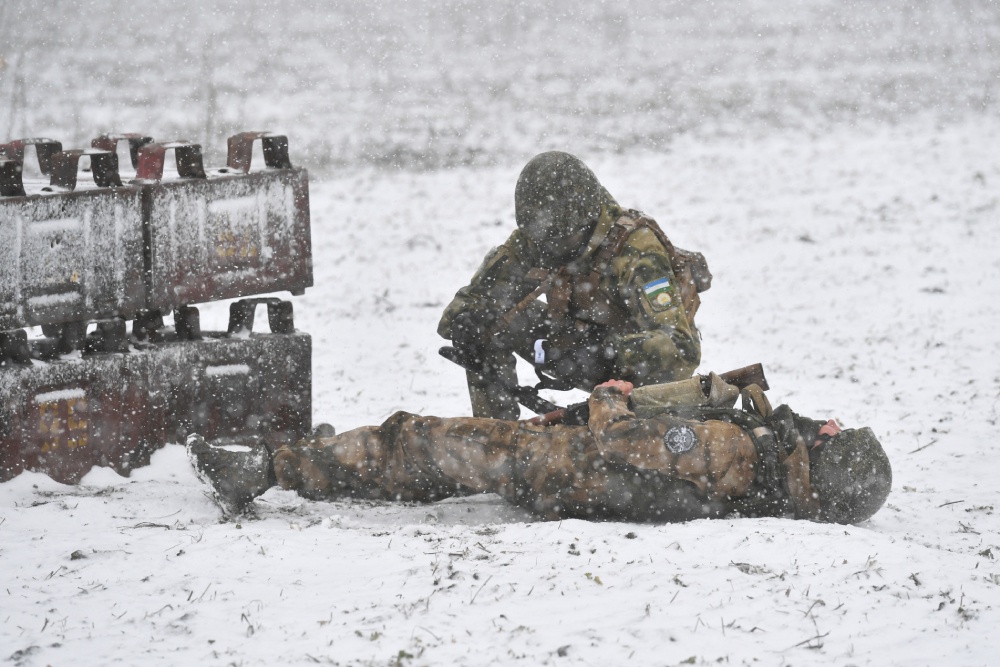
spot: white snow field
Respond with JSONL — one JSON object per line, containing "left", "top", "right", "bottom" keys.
{"left": 2, "top": 1, "right": 1000, "bottom": 665}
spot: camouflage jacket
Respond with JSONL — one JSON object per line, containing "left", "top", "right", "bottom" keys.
{"left": 574, "top": 386, "right": 818, "bottom": 521}
{"left": 438, "top": 202, "right": 704, "bottom": 386}
{"left": 274, "top": 386, "right": 819, "bottom": 522}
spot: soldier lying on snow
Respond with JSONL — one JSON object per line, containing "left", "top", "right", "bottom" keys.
{"left": 188, "top": 373, "right": 892, "bottom": 525}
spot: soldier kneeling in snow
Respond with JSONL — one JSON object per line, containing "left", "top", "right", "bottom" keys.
{"left": 188, "top": 374, "right": 891, "bottom": 525}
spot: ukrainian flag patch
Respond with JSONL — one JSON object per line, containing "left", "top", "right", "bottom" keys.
{"left": 643, "top": 277, "right": 674, "bottom": 310}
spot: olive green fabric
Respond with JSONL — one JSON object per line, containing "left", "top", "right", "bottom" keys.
{"left": 631, "top": 372, "right": 739, "bottom": 417}
{"left": 440, "top": 201, "right": 702, "bottom": 418}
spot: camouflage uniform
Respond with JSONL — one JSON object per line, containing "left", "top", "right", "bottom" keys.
{"left": 272, "top": 385, "right": 822, "bottom": 522}
{"left": 439, "top": 201, "right": 706, "bottom": 419}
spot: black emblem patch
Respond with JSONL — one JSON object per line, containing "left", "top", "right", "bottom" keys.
{"left": 664, "top": 426, "right": 696, "bottom": 454}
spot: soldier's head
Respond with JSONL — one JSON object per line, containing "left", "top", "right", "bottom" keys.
{"left": 770, "top": 406, "right": 892, "bottom": 524}
{"left": 808, "top": 426, "right": 892, "bottom": 524}
{"left": 515, "top": 151, "right": 607, "bottom": 264}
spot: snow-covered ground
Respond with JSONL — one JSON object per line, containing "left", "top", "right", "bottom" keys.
{"left": 3, "top": 2, "right": 1000, "bottom": 665}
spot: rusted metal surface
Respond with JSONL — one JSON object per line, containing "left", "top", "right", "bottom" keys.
{"left": 91, "top": 133, "right": 154, "bottom": 172}
{"left": 0, "top": 140, "right": 146, "bottom": 330}
{"left": 135, "top": 140, "right": 207, "bottom": 181}
{"left": 0, "top": 139, "right": 62, "bottom": 197}
{"left": 227, "top": 131, "right": 293, "bottom": 172}
{"left": 138, "top": 133, "right": 312, "bottom": 312}
{"left": 0, "top": 301, "right": 312, "bottom": 484}
{"left": 1, "top": 132, "right": 312, "bottom": 329}
{"left": 50, "top": 149, "right": 124, "bottom": 189}
{"left": 0, "top": 156, "right": 24, "bottom": 198}
{"left": 0, "top": 131, "right": 315, "bottom": 483}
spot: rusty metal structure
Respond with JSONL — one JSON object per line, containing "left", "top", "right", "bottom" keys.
{"left": 0, "top": 132, "right": 313, "bottom": 483}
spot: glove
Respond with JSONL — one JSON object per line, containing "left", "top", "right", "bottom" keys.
{"left": 450, "top": 309, "right": 503, "bottom": 367}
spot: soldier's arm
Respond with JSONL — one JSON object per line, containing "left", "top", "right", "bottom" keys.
{"left": 437, "top": 230, "right": 538, "bottom": 339}
{"left": 608, "top": 227, "right": 701, "bottom": 383}
{"left": 586, "top": 383, "right": 675, "bottom": 471}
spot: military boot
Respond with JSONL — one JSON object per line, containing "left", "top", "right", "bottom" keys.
{"left": 187, "top": 434, "right": 277, "bottom": 519}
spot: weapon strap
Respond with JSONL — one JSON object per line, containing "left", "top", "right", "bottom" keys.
{"left": 499, "top": 214, "right": 658, "bottom": 329}
{"left": 545, "top": 216, "right": 637, "bottom": 328}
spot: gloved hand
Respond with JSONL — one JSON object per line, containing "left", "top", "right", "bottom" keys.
{"left": 450, "top": 309, "right": 504, "bottom": 367}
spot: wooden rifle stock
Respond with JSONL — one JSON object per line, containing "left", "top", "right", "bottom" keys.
{"left": 718, "top": 363, "right": 769, "bottom": 391}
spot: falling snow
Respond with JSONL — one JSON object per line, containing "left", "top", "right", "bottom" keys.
{"left": 2, "top": 1, "right": 999, "bottom": 665}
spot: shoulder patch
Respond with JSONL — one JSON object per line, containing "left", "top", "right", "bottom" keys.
{"left": 664, "top": 425, "right": 697, "bottom": 454}
{"left": 643, "top": 277, "right": 674, "bottom": 310}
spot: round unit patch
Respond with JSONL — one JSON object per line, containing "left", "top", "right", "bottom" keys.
{"left": 642, "top": 277, "right": 675, "bottom": 312}
{"left": 663, "top": 425, "right": 697, "bottom": 454}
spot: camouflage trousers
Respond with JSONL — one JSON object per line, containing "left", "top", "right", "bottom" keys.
{"left": 271, "top": 411, "right": 714, "bottom": 521}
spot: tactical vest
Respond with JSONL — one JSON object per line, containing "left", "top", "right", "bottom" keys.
{"left": 526, "top": 212, "right": 711, "bottom": 331}
{"left": 651, "top": 384, "right": 798, "bottom": 518}
{"left": 506, "top": 213, "right": 709, "bottom": 388}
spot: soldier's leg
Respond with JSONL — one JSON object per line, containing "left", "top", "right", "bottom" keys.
{"left": 466, "top": 359, "right": 520, "bottom": 420}
{"left": 273, "top": 412, "right": 521, "bottom": 502}
{"left": 272, "top": 425, "right": 387, "bottom": 500}
{"left": 467, "top": 303, "right": 548, "bottom": 420}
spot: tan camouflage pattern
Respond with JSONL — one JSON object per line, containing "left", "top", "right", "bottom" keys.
{"left": 272, "top": 386, "right": 817, "bottom": 521}
{"left": 438, "top": 201, "right": 702, "bottom": 418}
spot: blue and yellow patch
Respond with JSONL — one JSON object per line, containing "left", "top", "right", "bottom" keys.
{"left": 643, "top": 277, "right": 674, "bottom": 311}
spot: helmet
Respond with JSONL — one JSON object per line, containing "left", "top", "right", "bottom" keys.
{"left": 809, "top": 427, "right": 892, "bottom": 524}
{"left": 514, "top": 152, "right": 605, "bottom": 263}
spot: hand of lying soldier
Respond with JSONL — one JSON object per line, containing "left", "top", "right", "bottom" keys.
{"left": 596, "top": 379, "right": 633, "bottom": 397}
